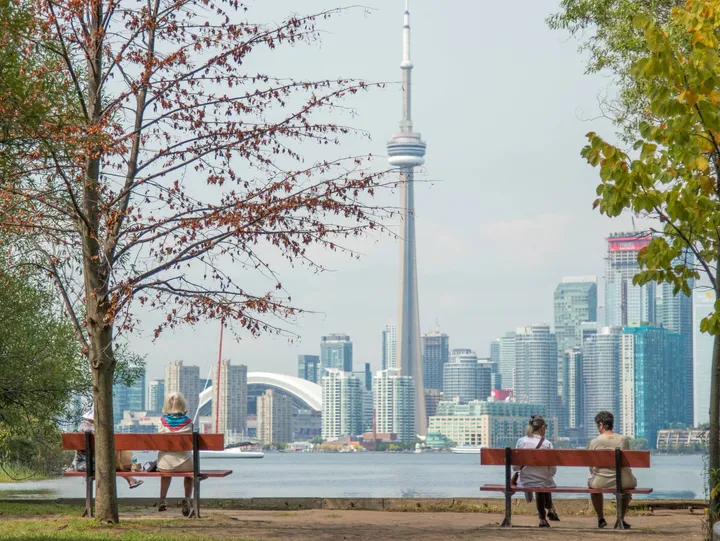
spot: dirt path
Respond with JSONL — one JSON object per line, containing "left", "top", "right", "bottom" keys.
{"left": 123, "top": 508, "right": 706, "bottom": 540}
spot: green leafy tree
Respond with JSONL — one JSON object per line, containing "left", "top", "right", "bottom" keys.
{"left": 579, "top": 0, "right": 720, "bottom": 523}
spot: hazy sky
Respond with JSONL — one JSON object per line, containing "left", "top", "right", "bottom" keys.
{"left": 132, "top": 0, "right": 638, "bottom": 383}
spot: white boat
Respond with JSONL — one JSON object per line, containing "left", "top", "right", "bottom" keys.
{"left": 199, "top": 448, "right": 265, "bottom": 459}
{"left": 449, "top": 445, "right": 484, "bottom": 454}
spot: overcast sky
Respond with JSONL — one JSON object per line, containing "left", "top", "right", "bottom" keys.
{"left": 132, "top": 0, "right": 638, "bottom": 384}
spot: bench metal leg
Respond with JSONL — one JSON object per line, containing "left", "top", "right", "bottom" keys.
{"left": 501, "top": 447, "right": 512, "bottom": 527}
{"left": 615, "top": 448, "right": 625, "bottom": 530}
{"left": 192, "top": 431, "right": 201, "bottom": 519}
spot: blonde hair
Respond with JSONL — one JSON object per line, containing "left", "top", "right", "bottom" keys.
{"left": 525, "top": 415, "right": 547, "bottom": 437}
{"left": 163, "top": 392, "right": 188, "bottom": 415}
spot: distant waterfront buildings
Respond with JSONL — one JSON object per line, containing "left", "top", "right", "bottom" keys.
{"left": 212, "top": 360, "right": 248, "bottom": 437}
{"left": 498, "top": 331, "right": 517, "bottom": 391}
{"left": 382, "top": 324, "right": 397, "bottom": 371}
{"left": 583, "top": 326, "right": 622, "bottom": 441}
{"left": 297, "top": 355, "right": 321, "bottom": 384}
{"left": 563, "top": 347, "right": 584, "bottom": 433}
{"left": 429, "top": 401, "right": 549, "bottom": 448}
{"left": 112, "top": 369, "right": 146, "bottom": 424}
{"left": 352, "top": 363, "right": 373, "bottom": 392}
{"left": 554, "top": 276, "right": 598, "bottom": 353}
{"left": 605, "top": 233, "right": 656, "bottom": 326}
{"left": 165, "top": 361, "right": 200, "bottom": 420}
{"left": 693, "top": 289, "right": 715, "bottom": 426}
{"left": 661, "top": 278, "right": 694, "bottom": 427}
{"left": 292, "top": 409, "right": 322, "bottom": 442}
{"left": 321, "top": 369, "right": 363, "bottom": 439}
{"left": 514, "top": 325, "right": 558, "bottom": 423}
{"left": 490, "top": 339, "right": 501, "bottom": 365}
{"left": 147, "top": 379, "right": 164, "bottom": 413}
{"left": 422, "top": 329, "right": 450, "bottom": 392}
{"left": 257, "top": 389, "right": 293, "bottom": 444}
{"left": 374, "top": 368, "right": 416, "bottom": 442}
{"left": 442, "top": 349, "right": 492, "bottom": 403}
{"left": 621, "top": 325, "right": 683, "bottom": 446}
{"left": 424, "top": 389, "right": 443, "bottom": 420}
{"left": 321, "top": 334, "right": 353, "bottom": 372}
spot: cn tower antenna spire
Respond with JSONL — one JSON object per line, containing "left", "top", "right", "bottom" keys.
{"left": 387, "top": 0, "right": 427, "bottom": 436}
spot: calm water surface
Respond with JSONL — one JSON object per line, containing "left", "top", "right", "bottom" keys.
{"left": 5, "top": 453, "right": 706, "bottom": 500}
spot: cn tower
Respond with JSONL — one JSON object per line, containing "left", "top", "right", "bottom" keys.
{"left": 387, "top": 0, "right": 427, "bottom": 435}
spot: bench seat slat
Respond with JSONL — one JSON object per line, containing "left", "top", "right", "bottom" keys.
{"left": 61, "top": 433, "right": 225, "bottom": 451}
{"left": 480, "top": 484, "right": 652, "bottom": 494}
{"left": 480, "top": 448, "right": 650, "bottom": 468}
{"left": 63, "top": 470, "right": 232, "bottom": 478}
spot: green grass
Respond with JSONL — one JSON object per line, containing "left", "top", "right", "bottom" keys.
{"left": 0, "top": 466, "right": 52, "bottom": 483}
{"left": 0, "top": 502, "right": 83, "bottom": 516}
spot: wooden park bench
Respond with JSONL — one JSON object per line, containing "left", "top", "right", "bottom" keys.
{"left": 62, "top": 432, "right": 233, "bottom": 518}
{"left": 480, "top": 448, "right": 652, "bottom": 529}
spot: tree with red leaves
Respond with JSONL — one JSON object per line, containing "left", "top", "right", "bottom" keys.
{"left": 0, "top": 0, "right": 390, "bottom": 522}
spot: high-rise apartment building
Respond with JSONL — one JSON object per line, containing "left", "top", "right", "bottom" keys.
{"left": 112, "top": 369, "right": 146, "bottom": 424}
{"left": 374, "top": 368, "right": 416, "bottom": 442}
{"left": 297, "top": 355, "right": 321, "bottom": 384}
{"left": 554, "top": 276, "right": 598, "bottom": 353}
{"left": 605, "top": 233, "right": 656, "bottom": 326}
{"left": 165, "top": 361, "right": 200, "bottom": 420}
{"left": 422, "top": 329, "right": 450, "bottom": 392}
{"left": 257, "top": 389, "right": 293, "bottom": 444}
{"left": 514, "top": 325, "right": 558, "bottom": 422}
{"left": 693, "top": 289, "right": 715, "bottom": 426}
{"left": 662, "top": 278, "right": 694, "bottom": 427}
{"left": 147, "top": 379, "right": 165, "bottom": 413}
{"left": 499, "top": 331, "right": 517, "bottom": 391}
{"left": 382, "top": 324, "right": 397, "bottom": 371}
{"left": 490, "top": 339, "right": 501, "bottom": 365}
{"left": 320, "top": 334, "right": 353, "bottom": 373}
{"left": 442, "top": 350, "right": 492, "bottom": 403}
{"left": 563, "top": 348, "right": 584, "bottom": 432}
{"left": 621, "top": 326, "right": 683, "bottom": 447}
{"left": 352, "top": 363, "right": 373, "bottom": 392}
{"left": 212, "top": 360, "right": 248, "bottom": 437}
{"left": 582, "top": 326, "right": 622, "bottom": 441}
{"left": 425, "top": 388, "right": 443, "bottom": 420}
{"left": 321, "top": 369, "right": 363, "bottom": 439}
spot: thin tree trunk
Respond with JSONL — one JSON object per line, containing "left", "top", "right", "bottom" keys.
{"left": 709, "top": 328, "right": 720, "bottom": 525}
{"left": 90, "top": 327, "right": 118, "bottom": 523}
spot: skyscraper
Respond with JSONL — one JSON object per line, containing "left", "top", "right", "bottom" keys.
{"left": 514, "top": 325, "right": 558, "bottom": 423}
{"left": 442, "top": 349, "right": 492, "bottom": 403}
{"left": 165, "top": 361, "right": 200, "bottom": 421}
{"left": 583, "top": 326, "right": 622, "bottom": 441}
{"left": 320, "top": 334, "right": 353, "bottom": 373}
{"left": 374, "top": 368, "right": 416, "bottom": 442}
{"left": 387, "top": 0, "right": 427, "bottom": 436}
{"left": 112, "top": 369, "right": 146, "bottom": 424}
{"left": 563, "top": 347, "right": 584, "bottom": 432}
{"left": 257, "top": 389, "right": 293, "bottom": 444}
{"left": 212, "top": 360, "right": 248, "bottom": 437}
{"left": 693, "top": 289, "right": 715, "bottom": 426}
{"left": 148, "top": 379, "right": 165, "bottom": 413}
{"left": 352, "top": 362, "right": 373, "bottom": 392}
{"left": 422, "top": 329, "right": 450, "bottom": 391}
{"left": 621, "top": 325, "right": 683, "bottom": 446}
{"left": 605, "top": 233, "right": 656, "bottom": 326}
{"left": 321, "top": 369, "right": 363, "bottom": 439}
{"left": 662, "top": 279, "right": 694, "bottom": 427}
{"left": 554, "top": 276, "right": 598, "bottom": 353}
{"left": 382, "top": 324, "right": 397, "bottom": 371}
{"left": 297, "top": 354, "right": 321, "bottom": 384}
{"left": 499, "top": 331, "right": 517, "bottom": 391}
{"left": 490, "top": 339, "right": 501, "bottom": 364}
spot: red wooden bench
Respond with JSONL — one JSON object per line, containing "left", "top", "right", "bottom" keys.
{"left": 480, "top": 448, "right": 652, "bottom": 529}
{"left": 62, "top": 432, "right": 232, "bottom": 518}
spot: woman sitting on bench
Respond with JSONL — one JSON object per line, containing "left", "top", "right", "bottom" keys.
{"left": 514, "top": 415, "right": 560, "bottom": 528}
{"left": 157, "top": 392, "right": 194, "bottom": 516}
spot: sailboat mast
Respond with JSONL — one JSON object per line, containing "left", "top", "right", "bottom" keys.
{"left": 214, "top": 320, "right": 224, "bottom": 433}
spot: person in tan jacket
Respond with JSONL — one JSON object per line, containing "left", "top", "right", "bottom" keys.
{"left": 157, "top": 392, "right": 194, "bottom": 516}
{"left": 588, "top": 411, "right": 637, "bottom": 529}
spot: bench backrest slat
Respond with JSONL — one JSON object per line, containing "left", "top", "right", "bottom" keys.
{"left": 480, "top": 448, "right": 650, "bottom": 468}
{"left": 62, "top": 433, "right": 224, "bottom": 451}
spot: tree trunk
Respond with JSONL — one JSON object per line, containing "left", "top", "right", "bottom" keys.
{"left": 709, "top": 329, "right": 720, "bottom": 525}
{"left": 90, "top": 326, "right": 118, "bottom": 523}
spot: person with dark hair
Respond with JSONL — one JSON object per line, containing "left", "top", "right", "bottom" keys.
{"left": 514, "top": 415, "right": 560, "bottom": 528}
{"left": 588, "top": 411, "right": 637, "bottom": 529}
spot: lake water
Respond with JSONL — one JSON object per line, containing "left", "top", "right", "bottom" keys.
{"left": 5, "top": 453, "right": 707, "bottom": 500}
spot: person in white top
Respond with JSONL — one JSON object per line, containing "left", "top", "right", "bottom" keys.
{"left": 514, "top": 415, "right": 560, "bottom": 528}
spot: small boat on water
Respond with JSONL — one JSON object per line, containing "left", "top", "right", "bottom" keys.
{"left": 449, "top": 445, "right": 484, "bottom": 454}
{"left": 200, "top": 447, "right": 265, "bottom": 459}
